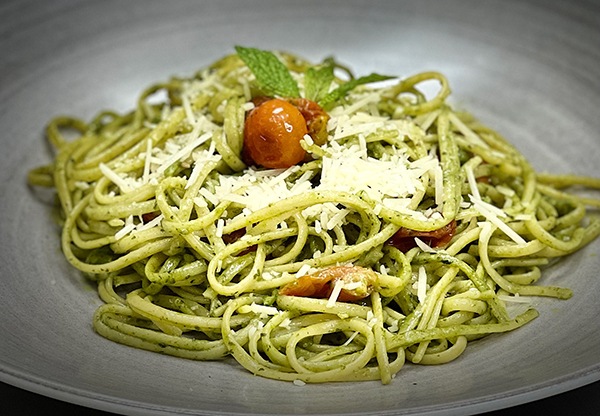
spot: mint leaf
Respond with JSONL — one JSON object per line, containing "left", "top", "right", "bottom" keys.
{"left": 304, "top": 60, "right": 334, "bottom": 102}
{"left": 320, "top": 73, "right": 395, "bottom": 105}
{"left": 235, "top": 46, "right": 300, "bottom": 98}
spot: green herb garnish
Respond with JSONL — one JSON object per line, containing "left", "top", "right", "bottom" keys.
{"left": 304, "top": 58, "right": 335, "bottom": 102}
{"left": 235, "top": 46, "right": 300, "bottom": 98}
{"left": 320, "top": 73, "right": 395, "bottom": 105}
{"left": 235, "top": 46, "right": 394, "bottom": 105}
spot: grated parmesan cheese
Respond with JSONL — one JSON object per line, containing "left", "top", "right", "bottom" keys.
{"left": 496, "top": 185, "right": 515, "bottom": 197}
{"left": 99, "top": 163, "right": 132, "bottom": 194}
{"left": 142, "top": 139, "right": 153, "bottom": 185}
{"left": 514, "top": 214, "right": 532, "bottom": 221}
{"left": 326, "top": 279, "right": 345, "bottom": 307}
{"left": 215, "top": 219, "right": 225, "bottom": 237}
{"left": 74, "top": 181, "right": 90, "bottom": 191}
{"left": 238, "top": 303, "right": 280, "bottom": 316}
{"left": 465, "top": 163, "right": 482, "bottom": 201}
{"left": 415, "top": 237, "right": 437, "bottom": 253}
{"left": 340, "top": 93, "right": 381, "bottom": 115}
{"left": 417, "top": 266, "right": 427, "bottom": 304}
{"left": 465, "top": 157, "right": 527, "bottom": 246}
{"left": 115, "top": 222, "right": 136, "bottom": 240}
{"left": 279, "top": 318, "right": 292, "bottom": 329}
{"left": 448, "top": 112, "right": 489, "bottom": 148}
{"left": 296, "top": 264, "right": 312, "bottom": 277}
{"left": 342, "top": 331, "right": 359, "bottom": 346}
{"left": 181, "top": 92, "right": 196, "bottom": 126}
{"left": 155, "top": 132, "right": 212, "bottom": 175}
{"left": 473, "top": 199, "right": 526, "bottom": 245}
{"left": 314, "top": 220, "right": 322, "bottom": 234}
{"left": 344, "top": 282, "right": 361, "bottom": 292}
{"left": 199, "top": 188, "right": 219, "bottom": 206}
{"left": 135, "top": 214, "right": 163, "bottom": 233}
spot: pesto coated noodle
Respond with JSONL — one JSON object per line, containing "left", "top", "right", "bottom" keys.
{"left": 28, "top": 48, "right": 600, "bottom": 384}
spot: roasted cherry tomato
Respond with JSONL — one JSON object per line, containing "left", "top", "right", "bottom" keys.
{"left": 288, "top": 98, "right": 330, "bottom": 145}
{"left": 141, "top": 212, "right": 160, "bottom": 223}
{"left": 279, "top": 266, "right": 377, "bottom": 302}
{"left": 243, "top": 99, "right": 308, "bottom": 169}
{"left": 386, "top": 220, "right": 457, "bottom": 252}
{"left": 221, "top": 228, "right": 257, "bottom": 256}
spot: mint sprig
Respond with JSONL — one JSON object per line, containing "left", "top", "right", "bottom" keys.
{"left": 235, "top": 46, "right": 300, "bottom": 98}
{"left": 304, "top": 58, "right": 334, "bottom": 102}
{"left": 235, "top": 46, "right": 395, "bottom": 106}
{"left": 320, "top": 73, "right": 395, "bottom": 105}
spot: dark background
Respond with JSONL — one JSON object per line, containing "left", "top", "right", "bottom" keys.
{"left": 2, "top": 379, "right": 599, "bottom": 415}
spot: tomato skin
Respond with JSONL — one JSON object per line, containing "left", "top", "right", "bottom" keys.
{"left": 386, "top": 220, "right": 457, "bottom": 252}
{"left": 288, "top": 98, "right": 330, "bottom": 145}
{"left": 243, "top": 99, "right": 308, "bottom": 169}
{"left": 279, "top": 266, "right": 377, "bottom": 302}
{"left": 221, "top": 228, "right": 257, "bottom": 256}
{"left": 141, "top": 212, "right": 160, "bottom": 223}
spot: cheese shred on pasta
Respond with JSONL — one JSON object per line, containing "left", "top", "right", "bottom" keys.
{"left": 28, "top": 51, "right": 599, "bottom": 384}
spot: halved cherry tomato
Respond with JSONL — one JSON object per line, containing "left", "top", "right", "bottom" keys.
{"left": 243, "top": 99, "right": 308, "bottom": 169}
{"left": 386, "top": 220, "right": 457, "bottom": 252}
{"left": 279, "top": 266, "right": 377, "bottom": 302}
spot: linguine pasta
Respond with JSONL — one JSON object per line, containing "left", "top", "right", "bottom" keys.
{"left": 28, "top": 49, "right": 599, "bottom": 384}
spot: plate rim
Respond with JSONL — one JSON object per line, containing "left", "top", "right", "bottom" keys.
{"left": 2, "top": 361, "right": 599, "bottom": 415}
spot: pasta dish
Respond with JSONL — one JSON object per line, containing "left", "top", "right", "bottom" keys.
{"left": 28, "top": 47, "right": 599, "bottom": 384}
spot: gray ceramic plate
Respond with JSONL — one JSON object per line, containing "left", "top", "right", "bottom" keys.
{"left": 1, "top": 0, "right": 599, "bottom": 415}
